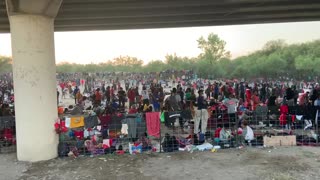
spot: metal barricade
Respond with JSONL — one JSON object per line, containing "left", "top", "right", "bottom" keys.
{"left": 54, "top": 105, "right": 320, "bottom": 157}
{"left": 58, "top": 113, "right": 161, "bottom": 157}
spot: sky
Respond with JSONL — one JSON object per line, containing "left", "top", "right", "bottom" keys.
{"left": 1, "top": 21, "right": 320, "bottom": 64}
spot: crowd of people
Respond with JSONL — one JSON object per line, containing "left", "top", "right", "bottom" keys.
{"left": 54, "top": 71, "right": 320, "bottom": 147}
{"left": 1, "top": 70, "right": 320, "bottom": 150}
{"left": 0, "top": 73, "right": 14, "bottom": 116}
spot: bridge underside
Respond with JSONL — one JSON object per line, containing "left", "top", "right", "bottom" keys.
{"left": 1, "top": 0, "right": 320, "bottom": 32}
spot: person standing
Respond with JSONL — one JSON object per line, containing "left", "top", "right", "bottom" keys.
{"left": 240, "top": 82, "right": 245, "bottom": 100}
{"left": 134, "top": 86, "right": 140, "bottom": 105}
{"left": 251, "top": 90, "right": 260, "bottom": 111}
{"left": 159, "top": 87, "right": 165, "bottom": 110}
{"left": 105, "top": 86, "right": 111, "bottom": 104}
{"left": 223, "top": 94, "right": 239, "bottom": 123}
{"left": 205, "top": 85, "right": 211, "bottom": 100}
{"left": 57, "top": 89, "right": 60, "bottom": 105}
{"left": 128, "top": 87, "right": 136, "bottom": 108}
{"left": 141, "top": 86, "right": 149, "bottom": 106}
{"left": 125, "top": 80, "right": 130, "bottom": 91}
{"left": 102, "top": 83, "right": 106, "bottom": 94}
{"left": 194, "top": 90, "right": 209, "bottom": 134}
{"left": 214, "top": 83, "right": 219, "bottom": 100}
{"left": 73, "top": 86, "right": 80, "bottom": 104}
{"left": 94, "top": 88, "right": 102, "bottom": 106}
{"left": 285, "top": 87, "right": 295, "bottom": 106}
{"left": 178, "top": 87, "right": 184, "bottom": 105}
{"left": 118, "top": 87, "right": 126, "bottom": 108}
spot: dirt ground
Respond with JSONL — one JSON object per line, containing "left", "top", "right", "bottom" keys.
{"left": 1, "top": 146, "right": 320, "bottom": 180}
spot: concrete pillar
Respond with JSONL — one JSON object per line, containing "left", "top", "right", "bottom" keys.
{"left": 9, "top": 14, "right": 58, "bottom": 162}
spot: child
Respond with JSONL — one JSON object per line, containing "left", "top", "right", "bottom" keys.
{"left": 239, "top": 120, "right": 254, "bottom": 146}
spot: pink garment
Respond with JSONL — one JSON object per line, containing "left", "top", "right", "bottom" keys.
{"left": 80, "top": 79, "right": 85, "bottom": 85}
{"left": 146, "top": 112, "right": 160, "bottom": 138}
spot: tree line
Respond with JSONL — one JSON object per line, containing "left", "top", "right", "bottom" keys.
{"left": 0, "top": 33, "right": 319, "bottom": 79}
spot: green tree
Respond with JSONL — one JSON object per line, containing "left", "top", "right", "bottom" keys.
{"left": 262, "top": 39, "right": 287, "bottom": 54}
{"left": 143, "top": 60, "right": 167, "bottom": 72}
{"left": 2, "top": 36, "right": 320, "bottom": 80}
{"left": 295, "top": 55, "right": 320, "bottom": 73}
{"left": 112, "top": 56, "right": 143, "bottom": 67}
{"left": 197, "top": 33, "right": 230, "bottom": 65}
{"left": 0, "top": 56, "right": 12, "bottom": 73}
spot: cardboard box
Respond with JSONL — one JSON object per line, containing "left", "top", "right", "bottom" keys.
{"left": 263, "top": 135, "right": 296, "bottom": 146}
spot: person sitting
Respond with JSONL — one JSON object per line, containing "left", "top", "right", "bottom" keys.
{"left": 1, "top": 103, "right": 12, "bottom": 116}
{"left": 239, "top": 120, "right": 254, "bottom": 146}
{"left": 128, "top": 104, "right": 138, "bottom": 114}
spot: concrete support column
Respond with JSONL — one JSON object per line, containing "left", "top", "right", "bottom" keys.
{"left": 9, "top": 14, "right": 58, "bottom": 162}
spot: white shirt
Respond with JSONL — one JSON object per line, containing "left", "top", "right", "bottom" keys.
{"left": 175, "top": 94, "right": 181, "bottom": 102}
{"left": 141, "top": 90, "right": 149, "bottom": 100}
{"left": 223, "top": 98, "right": 239, "bottom": 114}
{"left": 245, "top": 126, "right": 254, "bottom": 141}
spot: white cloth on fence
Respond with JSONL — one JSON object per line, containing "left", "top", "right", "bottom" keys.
{"left": 84, "top": 129, "right": 89, "bottom": 138}
{"left": 296, "top": 115, "right": 303, "bottom": 121}
{"left": 196, "top": 143, "right": 213, "bottom": 151}
{"left": 65, "top": 117, "right": 71, "bottom": 128}
{"left": 245, "top": 126, "right": 254, "bottom": 141}
{"left": 121, "top": 124, "right": 128, "bottom": 135}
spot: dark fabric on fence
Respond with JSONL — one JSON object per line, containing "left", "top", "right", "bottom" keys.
{"left": 109, "top": 115, "right": 125, "bottom": 130}
{"left": 84, "top": 115, "right": 99, "bottom": 128}
{"left": 0, "top": 116, "right": 15, "bottom": 129}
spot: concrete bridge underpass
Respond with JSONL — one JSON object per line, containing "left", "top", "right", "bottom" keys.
{"left": 1, "top": 0, "right": 320, "bottom": 162}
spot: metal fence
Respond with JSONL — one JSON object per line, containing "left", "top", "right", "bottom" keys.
{"left": 1, "top": 105, "right": 320, "bottom": 156}
{"left": 56, "top": 105, "right": 320, "bottom": 157}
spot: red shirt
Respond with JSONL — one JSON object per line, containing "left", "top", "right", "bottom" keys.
{"left": 252, "top": 95, "right": 260, "bottom": 110}
{"left": 129, "top": 108, "right": 138, "bottom": 114}
{"left": 128, "top": 90, "right": 136, "bottom": 102}
{"left": 228, "top": 86, "right": 234, "bottom": 95}
{"left": 245, "top": 89, "right": 251, "bottom": 102}
{"left": 279, "top": 114, "right": 287, "bottom": 125}
{"left": 80, "top": 79, "right": 85, "bottom": 85}
{"left": 60, "top": 83, "right": 65, "bottom": 90}
{"left": 214, "top": 128, "right": 222, "bottom": 138}
{"left": 111, "top": 89, "right": 114, "bottom": 97}
{"left": 95, "top": 91, "right": 102, "bottom": 101}
{"left": 280, "top": 105, "right": 288, "bottom": 114}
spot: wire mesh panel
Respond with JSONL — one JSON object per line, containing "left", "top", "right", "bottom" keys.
{"left": 292, "top": 106, "right": 320, "bottom": 146}
{"left": 161, "top": 110, "right": 192, "bottom": 153}
{"left": 58, "top": 112, "right": 162, "bottom": 157}
{"left": 0, "top": 116, "right": 16, "bottom": 154}
{"left": 55, "top": 104, "right": 320, "bottom": 157}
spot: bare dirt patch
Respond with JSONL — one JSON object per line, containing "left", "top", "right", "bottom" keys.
{"left": 2, "top": 146, "right": 320, "bottom": 180}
